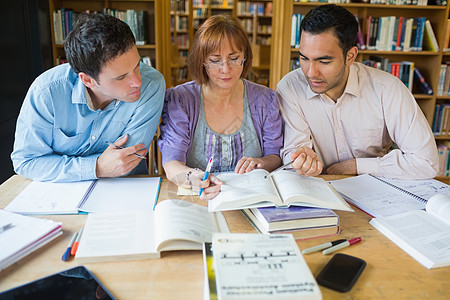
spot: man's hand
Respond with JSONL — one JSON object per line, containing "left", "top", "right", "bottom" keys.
{"left": 291, "top": 147, "right": 322, "bottom": 177}
{"left": 326, "top": 159, "right": 357, "bottom": 175}
{"left": 96, "top": 134, "right": 147, "bottom": 178}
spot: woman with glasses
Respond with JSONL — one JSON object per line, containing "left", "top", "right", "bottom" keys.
{"left": 158, "top": 14, "right": 283, "bottom": 200}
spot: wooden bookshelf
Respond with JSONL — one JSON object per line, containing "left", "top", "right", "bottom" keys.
{"left": 166, "top": 0, "right": 273, "bottom": 88}
{"left": 270, "top": 1, "right": 450, "bottom": 176}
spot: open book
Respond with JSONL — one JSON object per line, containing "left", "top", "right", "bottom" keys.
{"left": 208, "top": 169, "right": 352, "bottom": 212}
{"left": 5, "top": 177, "right": 161, "bottom": 214}
{"left": 75, "top": 199, "right": 229, "bottom": 263}
{"left": 369, "top": 194, "right": 450, "bottom": 269}
{"left": 330, "top": 174, "right": 450, "bottom": 217}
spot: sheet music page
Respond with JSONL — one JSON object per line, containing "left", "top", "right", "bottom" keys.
{"left": 377, "top": 177, "right": 450, "bottom": 200}
{"left": 330, "top": 174, "right": 426, "bottom": 217}
{"left": 5, "top": 180, "right": 94, "bottom": 214}
{"left": 212, "top": 233, "right": 321, "bottom": 300}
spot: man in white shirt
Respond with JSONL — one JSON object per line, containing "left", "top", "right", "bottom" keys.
{"left": 277, "top": 4, "right": 438, "bottom": 179}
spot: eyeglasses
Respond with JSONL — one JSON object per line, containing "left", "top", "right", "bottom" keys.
{"left": 203, "top": 58, "right": 246, "bottom": 70}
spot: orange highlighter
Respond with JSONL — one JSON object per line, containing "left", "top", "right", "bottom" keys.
{"left": 71, "top": 228, "right": 83, "bottom": 256}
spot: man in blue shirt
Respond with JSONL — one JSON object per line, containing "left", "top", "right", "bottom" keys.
{"left": 11, "top": 13, "right": 165, "bottom": 182}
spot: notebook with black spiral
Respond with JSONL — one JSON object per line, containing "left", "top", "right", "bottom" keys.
{"left": 329, "top": 174, "right": 450, "bottom": 218}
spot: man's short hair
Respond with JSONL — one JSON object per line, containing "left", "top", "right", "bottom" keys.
{"left": 188, "top": 14, "right": 252, "bottom": 85}
{"left": 64, "top": 13, "right": 136, "bottom": 80}
{"left": 300, "top": 4, "right": 358, "bottom": 55}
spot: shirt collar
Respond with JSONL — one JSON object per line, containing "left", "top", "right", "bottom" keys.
{"left": 304, "top": 63, "right": 360, "bottom": 101}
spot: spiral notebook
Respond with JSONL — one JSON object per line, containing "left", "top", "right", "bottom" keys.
{"left": 330, "top": 174, "right": 450, "bottom": 218}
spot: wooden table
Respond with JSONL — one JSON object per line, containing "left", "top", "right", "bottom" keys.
{"left": 1, "top": 175, "right": 449, "bottom": 299}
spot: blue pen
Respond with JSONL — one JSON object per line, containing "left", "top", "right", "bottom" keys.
{"left": 199, "top": 157, "right": 214, "bottom": 196}
{"left": 62, "top": 232, "right": 78, "bottom": 261}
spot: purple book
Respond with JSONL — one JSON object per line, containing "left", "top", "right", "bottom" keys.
{"left": 248, "top": 206, "right": 339, "bottom": 232}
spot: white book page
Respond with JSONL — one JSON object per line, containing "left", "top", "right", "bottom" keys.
{"left": 426, "top": 194, "right": 450, "bottom": 226}
{"left": 272, "top": 170, "right": 352, "bottom": 211}
{"left": 208, "top": 170, "right": 280, "bottom": 212}
{"left": 5, "top": 181, "right": 93, "bottom": 214}
{"left": 75, "top": 210, "right": 158, "bottom": 260}
{"left": 79, "top": 177, "right": 160, "bottom": 213}
{"left": 155, "top": 199, "right": 228, "bottom": 252}
{"left": 212, "top": 233, "right": 321, "bottom": 300}
{"left": 370, "top": 210, "right": 450, "bottom": 269}
{"left": 331, "top": 174, "right": 425, "bottom": 217}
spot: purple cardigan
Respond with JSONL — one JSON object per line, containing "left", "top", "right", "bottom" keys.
{"left": 158, "top": 79, "right": 283, "bottom": 166}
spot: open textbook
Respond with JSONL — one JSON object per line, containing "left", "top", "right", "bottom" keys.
{"left": 370, "top": 194, "right": 450, "bottom": 269}
{"left": 208, "top": 169, "right": 352, "bottom": 212}
{"left": 5, "top": 177, "right": 161, "bottom": 214}
{"left": 330, "top": 174, "right": 450, "bottom": 217}
{"left": 75, "top": 199, "right": 229, "bottom": 263}
{"left": 206, "top": 233, "right": 322, "bottom": 300}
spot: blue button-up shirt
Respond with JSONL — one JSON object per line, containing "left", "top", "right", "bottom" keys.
{"left": 11, "top": 62, "right": 165, "bottom": 182}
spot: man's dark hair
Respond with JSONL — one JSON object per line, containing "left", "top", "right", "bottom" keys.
{"left": 64, "top": 13, "right": 136, "bottom": 80}
{"left": 300, "top": 4, "right": 358, "bottom": 56}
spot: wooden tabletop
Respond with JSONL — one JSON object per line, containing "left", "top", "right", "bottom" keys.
{"left": 0, "top": 175, "right": 449, "bottom": 299}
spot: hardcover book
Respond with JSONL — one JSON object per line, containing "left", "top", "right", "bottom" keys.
{"left": 243, "top": 206, "right": 339, "bottom": 232}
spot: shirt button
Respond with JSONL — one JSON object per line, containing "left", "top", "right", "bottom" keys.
{"left": 91, "top": 136, "right": 96, "bottom": 140}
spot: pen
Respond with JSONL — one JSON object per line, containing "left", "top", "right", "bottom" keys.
{"left": 0, "top": 223, "right": 13, "bottom": 234}
{"left": 106, "top": 141, "right": 147, "bottom": 159}
{"left": 70, "top": 227, "right": 83, "bottom": 256}
{"left": 62, "top": 232, "right": 78, "bottom": 261}
{"left": 302, "top": 239, "right": 347, "bottom": 254}
{"left": 265, "top": 160, "right": 293, "bottom": 178}
{"left": 199, "top": 157, "right": 214, "bottom": 196}
{"left": 322, "top": 237, "right": 362, "bottom": 255}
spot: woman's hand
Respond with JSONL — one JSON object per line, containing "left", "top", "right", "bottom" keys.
{"left": 234, "top": 156, "right": 264, "bottom": 174}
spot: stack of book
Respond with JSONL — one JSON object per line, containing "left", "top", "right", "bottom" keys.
{"left": 0, "top": 210, "right": 62, "bottom": 271}
{"left": 242, "top": 205, "right": 340, "bottom": 240}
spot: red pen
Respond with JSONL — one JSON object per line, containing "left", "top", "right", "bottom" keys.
{"left": 70, "top": 228, "right": 83, "bottom": 256}
{"left": 322, "top": 237, "right": 362, "bottom": 255}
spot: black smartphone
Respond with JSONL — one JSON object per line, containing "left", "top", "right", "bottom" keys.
{"left": 0, "top": 265, "right": 116, "bottom": 300}
{"left": 316, "top": 253, "right": 366, "bottom": 292}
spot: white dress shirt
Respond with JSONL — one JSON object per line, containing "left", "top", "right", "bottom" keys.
{"left": 277, "top": 62, "right": 438, "bottom": 179}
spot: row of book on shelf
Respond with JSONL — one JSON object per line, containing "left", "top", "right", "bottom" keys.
{"left": 291, "top": 14, "right": 439, "bottom": 53}
{"left": 293, "top": 0, "right": 446, "bottom": 4}
{"left": 438, "top": 62, "right": 450, "bottom": 96}
{"left": 437, "top": 142, "right": 450, "bottom": 176}
{"left": 433, "top": 103, "right": 450, "bottom": 137}
{"left": 236, "top": 1, "right": 273, "bottom": 16}
{"left": 53, "top": 8, "right": 149, "bottom": 46}
{"left": 291, "top": 55, "right": 433, "bottom": 94}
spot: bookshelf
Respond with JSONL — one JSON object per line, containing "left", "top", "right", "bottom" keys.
{"left": 270, "top": 1, "right": 450, "bottom": 177}
{"left": 167, "top": 0, "right": 273, "bottom": 87}
{"left": 47, "top": 0, "right": 168, "bottom": 175}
